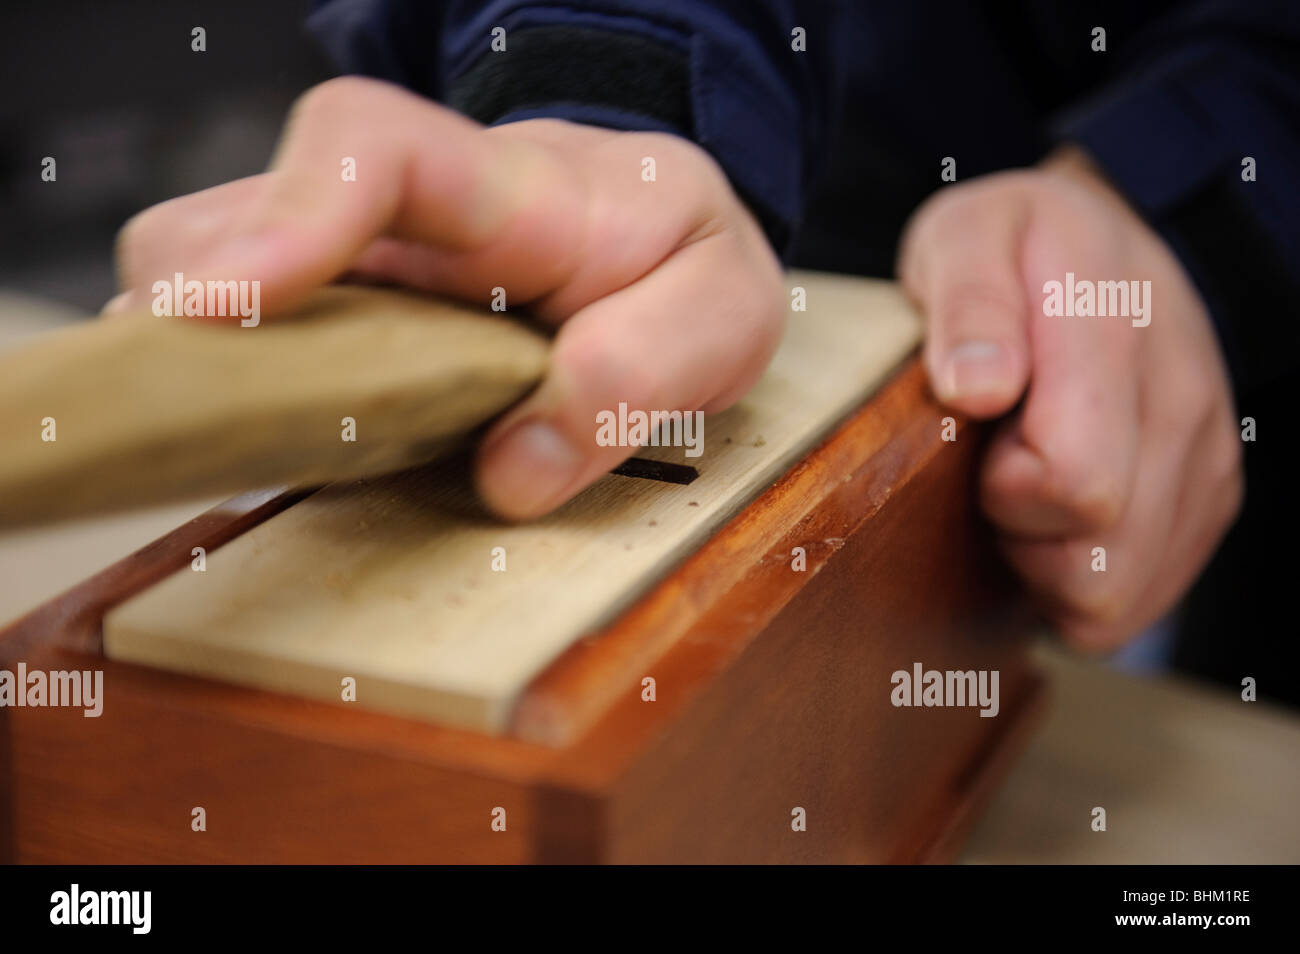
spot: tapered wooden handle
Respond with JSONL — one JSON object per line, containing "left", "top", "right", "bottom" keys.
{"left": 0, "top": 286, "right": 548, "bottom": 527}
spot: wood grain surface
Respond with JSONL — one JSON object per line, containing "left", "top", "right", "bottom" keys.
{"left": 103, "top": 273, "right": 923, "bottom": 732}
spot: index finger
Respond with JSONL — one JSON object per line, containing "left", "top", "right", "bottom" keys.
{"left": 149, "top": 77, "right": 584, "bottom": 317}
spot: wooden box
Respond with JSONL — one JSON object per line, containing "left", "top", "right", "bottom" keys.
{"left": 0, "top": 277, "right": 1044, "bottom": 863}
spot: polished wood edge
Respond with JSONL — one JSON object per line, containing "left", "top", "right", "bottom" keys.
{"left": 897, "top": 669, "right": 1050, "bottom": 864}
{"left": 511, "top": 357, "right": 950, "bottom": 747}
{"left": 0, "top": 488, "right": 312, "bottom": 657}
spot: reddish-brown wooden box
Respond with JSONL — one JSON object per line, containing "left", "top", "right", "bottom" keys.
{"left": 0, "top": 360, "right": 1043, "bottom": 863}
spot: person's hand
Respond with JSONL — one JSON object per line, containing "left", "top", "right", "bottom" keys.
{"left": 111, "top": 76, "right": 784, "bottom": 519}
{"left": 897, "top": 146, "right": 1243, "bottom": 651}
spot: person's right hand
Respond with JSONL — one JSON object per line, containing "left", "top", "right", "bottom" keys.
{"left": 112, "top": 76, "right": 785, "bottom": 519}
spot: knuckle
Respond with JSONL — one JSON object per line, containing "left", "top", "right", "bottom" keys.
{"left": 1065, "top": 586, "right": 1127, "bottom": 625}
{"left": 113, "top": 215, "right": 148, "bottom": 271}
{"left": 1196, "top": 396, "right": 1245, "bottom": 526}
{"left": 922, "top": 192, "right": 989, "bottom": 234}
{"left": 1165, "top": 365, "right": 1217, "bottom": 424}
{"left": 716, "top": 230, "right": 784, "bottom": 330}
{"left": 1072, "top": 481, "right": 1126, "bottom": 530}
{"left": 904, "top": 193, "right": 973, "bottom": 255}
{"left": 1055, "top": 615, "right": 1128, "bottom": 655}
{"left": 558, "top": 331, "right": 662, "bottom": 412}
{"left": 739, "top": 271, "right": 787, "bottom": 353}
{"left": 916, "top": 169, "right": 1033, "bottom": 229}
{"left": 1213, "top": 435, "right": 1246, "bottom": 524}
{"left": 1214, "top": 421, "right": 1245, "bottom": 483}
{"left": 641, "top": 131, "right": 735, "bottom": 215}
{"left": 936, "top": 280, "right": 1025, "bottom": 332}
{"left": 654, "top": 132, "right": 723, "bottom": 179}
{"left": 1008, "top": 540, "right": 1131, "bottom": 628}
{"left": 289, "top": 76, "right": 384, "bottom": 129}
{"left": 114, "top": 205, "right": 173, "bottom": 283}
{"left": 116, "top": 203, "right": 166, "bottom": 254}
{"left": 1045, "top": 452, "right": 1127, "bottom": 529}
{"left": 1053, "top": 573, "right": 1130, "bottom": 629}
{"left": 899, "top": 175, "right": 1036, "bottom": 290}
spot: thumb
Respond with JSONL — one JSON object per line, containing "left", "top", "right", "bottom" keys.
{"left": 475, "top": 231, "right": 783, "bottom": 520}
{"left": 897, "top": 181, "right": 1034, "bottom": 418}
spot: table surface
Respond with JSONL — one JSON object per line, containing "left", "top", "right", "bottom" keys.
{"left": 961, "top": 642, "right": 1300, "bottom": 864}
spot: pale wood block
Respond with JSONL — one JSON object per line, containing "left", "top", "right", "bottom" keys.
{"left": 0, "top": 285, "right": 547, "bottom": 526}
{"left": 0, "top": 295, "right": 233, "bottom": 625}
{"left": 104, "top": 272, "right": 922, "bottom": 732}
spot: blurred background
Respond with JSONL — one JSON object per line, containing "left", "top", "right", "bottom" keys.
{"left": 0, "top": 1, "right": 332, "bottom": 312}
{"left": 0, "top": 2, "right": 335, "bottom": 623}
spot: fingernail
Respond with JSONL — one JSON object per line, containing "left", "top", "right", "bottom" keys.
{"left": 478, "top": 419, "right": 584, "bottom": 518}
{"left": 940, "top": 341, "right": 1013, "bottom": 400}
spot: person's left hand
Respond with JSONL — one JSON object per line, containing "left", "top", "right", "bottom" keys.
{"left": 897, "top": 146, "right": 1243, "bottom": 651}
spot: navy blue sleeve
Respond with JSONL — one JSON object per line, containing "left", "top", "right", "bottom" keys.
{"left": 1051, "top": 0, "right": 1300, "bottom": 391}
{"left": 306, "top": 0, "right": 843, "bottom": 258}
